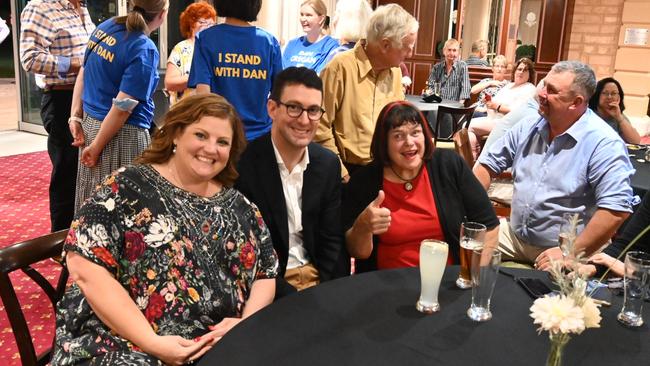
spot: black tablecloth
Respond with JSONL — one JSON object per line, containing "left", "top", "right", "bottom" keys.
{"left": 629, "top": 148, "right": 649, "bottom": 197}
{"left": 198, "top": 267, "right": 649, "bottom": 366}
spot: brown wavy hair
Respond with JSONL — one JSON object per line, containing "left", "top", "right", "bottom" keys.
{"left": 136, "top": 94, "right": 246, "bottom": 187}
{"left": 179, "top": 2, "right": 217, "bottom": 39}
{"left": 512, "top": 57, "right": 536, "bottom": 83}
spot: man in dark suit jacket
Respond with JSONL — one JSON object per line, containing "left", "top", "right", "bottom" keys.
{"left": 236, "top": 67, "right": 349, "bottom": 297}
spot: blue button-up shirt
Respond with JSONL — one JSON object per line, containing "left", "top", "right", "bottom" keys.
{"left": 479, "top": 108, "right": 636, "bottom": 247}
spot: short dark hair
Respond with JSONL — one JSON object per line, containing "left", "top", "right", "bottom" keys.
{"left": 269, "top": 67, "right": 323, "bottom": 102}
{"left": 589, "top": 77, "right": 626, "bottom": 113}
{"left": 214, "top": 0, "right": 261, "bottom": 22}
{"left": 512, "top": 57, "right": 536, "bottom": 83}
{"left": 370, "top": 101, "right": 435, "bottom": 166}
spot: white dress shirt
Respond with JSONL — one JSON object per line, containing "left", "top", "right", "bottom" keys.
{"left": 272, "top": 141, "right": 311, "bottom": 269}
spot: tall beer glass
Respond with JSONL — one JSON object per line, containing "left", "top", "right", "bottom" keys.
{"left": 416, "top": 239, "right": 449, "bottom": 313}
{"left": 457, "top": 222, "right": 486, "bottom": 289}
{"left": 617, "top": 251, "right": 650, "bottom": 327}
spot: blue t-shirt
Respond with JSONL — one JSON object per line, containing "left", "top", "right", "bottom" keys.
{"left": 282, "top": 35, "right": 339, "bottom": 73}
{"left": 82, "top": 18, "right": 159, "bottom": 129}
{"left": 188, "top": 24, "right": 282, "bottom": 141}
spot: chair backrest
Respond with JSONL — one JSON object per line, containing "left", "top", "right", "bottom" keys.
{"left": 0, "top": 230, "right": 69, "bottom": 366}
{"left": 452, "top": 128, "right": 475, "bottom": 167}
{"left": 435, "top": 105, "right": 477, "bottom": 142}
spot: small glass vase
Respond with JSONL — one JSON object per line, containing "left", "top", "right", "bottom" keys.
{"left": 546, "top": 333, "right": 570, "bottom": 366}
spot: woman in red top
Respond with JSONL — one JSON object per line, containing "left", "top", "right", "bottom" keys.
{"left": 343, "top": 101, "right": 499, "bottom": 271}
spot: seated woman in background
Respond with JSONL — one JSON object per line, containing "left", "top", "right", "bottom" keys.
{"left": 323, "top": 0, "right": 373, "bottom": 64}
{"left": 282, "top": 0, "right": 339, "bottom": 73}
{"left": 343, "top": 101, "right": 499, "bottom": 272}
{"left": 588, "top": 77, "right": 641, "bottom": 144}
{"left": 469, "top": 55, "right": 508, "bottom": 118}
{"left": 581, "top": 191, "right": 649, "bottom": 278}
{"left": 53, "top": 94, "right": 278, "bottom": 366}
{"left": 468, "top": 57, "right": 537, "bottom": 158}
{"left": 165, "top": 2, "right": 216, "bottom": 105}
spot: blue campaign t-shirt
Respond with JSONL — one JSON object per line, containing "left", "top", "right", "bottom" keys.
{"left": 282, "top": 35, "right": 339, "bottom": 73}
{"left": 188, "top": 24, "right": 282, "bottom": 140}
{"left": 82, "top": 18, "right": 159, "bottom": 129}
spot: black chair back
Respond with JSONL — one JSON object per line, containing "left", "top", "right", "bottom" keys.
{"left": 434, "top": 105, "right": 476, "bottom": 142}
{"left": 0, "top": 230, "right": 69, "bottom": 366}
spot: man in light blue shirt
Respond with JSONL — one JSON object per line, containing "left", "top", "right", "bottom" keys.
{"left": 474, "top": 61, "right": 636, "bottom": 270}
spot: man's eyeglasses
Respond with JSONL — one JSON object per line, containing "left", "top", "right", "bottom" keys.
{"left": 602, "top": 92, "right": 620, "bottom": 98}
{"left": 276, "top": 101, "right": 325, "bottom": 121}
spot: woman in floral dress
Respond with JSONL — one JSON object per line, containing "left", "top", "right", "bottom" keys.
{"left": 52, "top": 93, "right": 278, "bottom": 366}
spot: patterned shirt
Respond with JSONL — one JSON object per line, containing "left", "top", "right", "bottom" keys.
{"left": 167, "top": 39, "right": 195, "bottom": 104}
{"left": 427, "top": 60, "right": 471, "bottom": 101}
{"left": 20, "top": 0, "right": 94, "bottom": 87}
{"left": 52, "top": 165, "right": 278, "bottom": 365}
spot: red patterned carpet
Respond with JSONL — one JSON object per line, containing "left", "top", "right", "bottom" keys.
{"left": 0, "top": 151, "right": 60, "bottom": 365}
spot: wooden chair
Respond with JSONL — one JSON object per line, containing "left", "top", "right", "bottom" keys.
{"left": 0, "top": 230, "right": 69, "bottom": 366}
{"left": 434, "top": 104, "right": 477, "bottom": 142}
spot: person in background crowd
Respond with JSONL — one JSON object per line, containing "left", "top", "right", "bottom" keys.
{"left": 426, "top": 38, "right": 471, "bottom": 103}
{"left": 189, "top": 0, "right": 282, "bottom": 141}
{"left": 580, "top": 191, "right": 650, "bottom": 278}
{"left": 343, "top": 101, "right": 499, "bottom": 272}
{"left": 164, "top": 2, "right": 216, "bottom": 105}
{"left": 316, "top": 4, "right": 418, "bottom": 181}
{"left": 68, "top": 0, "right": 167, "bottom": 213}
{"left": 19, "top": 0, "right": 95, "bottom": 231}
{"left": 52, "top": 94, "right": 278, "bottom": 366}
{"left": 282, "top": 0, "right": 339, "bottom": 73}
{"left": 588, "top": 77, "right": 641, "bottom": 144}
{"left": 465, "top": 39, "right": 489, "bottom": 67}
{"left": 474, "top": 61, "right": 637, "bottom": 270}
{"left": 236, "top": 67, "right": 348, "bottom": 298}
{"left": 323, "top": 0, "right": 373, "bottom": 64}
{"left": 470, "top": 54, "right": 508, "bottom": 118}
{"left": 468, "top": 57, "right": 537, "bottom": 158}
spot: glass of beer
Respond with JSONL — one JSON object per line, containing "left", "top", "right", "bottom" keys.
{"left": 416, "top": 239, "right": 449, "bottom": 314}
{"left": 457, "top": 222, "right": 486, "bottom": 289}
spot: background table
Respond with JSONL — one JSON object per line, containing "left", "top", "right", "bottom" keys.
{"left": 199, "top": 267, "right": 649, "bottom": 366}
{"left": 405, "top": 95, "right": 463, "bottom": 137}
{"left": 628, "top": 146, "right": 649, "bottom": 197}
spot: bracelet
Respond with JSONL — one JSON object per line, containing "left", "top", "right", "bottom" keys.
{"left": 496, "top": 104, "right": 501, "bottom": 113}
{"left": 68, "top": 116, "right": 83, "bottom": 124}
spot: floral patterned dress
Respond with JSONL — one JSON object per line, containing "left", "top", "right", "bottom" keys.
{"left": 166, "top": 39, "right": 194, "bottom": 104}
{"left": 52, "top": 165, "right": 278, "bottom": 365}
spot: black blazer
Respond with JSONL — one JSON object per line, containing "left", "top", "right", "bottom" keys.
{"left": 342, "top": 148, "right": 500, "bottom": 273}
{"left": 236, "top": 133, "right": 350, "bottom": 295}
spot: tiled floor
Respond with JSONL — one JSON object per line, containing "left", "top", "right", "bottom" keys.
{"left": 0, "top": 78, "right": 47, "bottom": 157}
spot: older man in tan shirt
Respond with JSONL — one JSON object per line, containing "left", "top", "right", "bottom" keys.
{"left": 316, "top": 4, "right": 418, "bottom": 180}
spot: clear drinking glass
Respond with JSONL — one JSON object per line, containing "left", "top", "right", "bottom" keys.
{"left": 416, "top": 239, "right": 449, "bottom": 314}
{"left": 558, "top": 213, "right": 577, "bottom": 258}
{"left": 467, "top": 248, "right": 501, "bottom": 321}
{"left": 617, "top": 251, "right": 650, "bottom": 327}
{"left": 457, "top": 222, "right": 486, "bottom": 289}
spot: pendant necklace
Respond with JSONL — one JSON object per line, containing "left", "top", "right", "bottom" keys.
{"left": 389, "top": 164, "right": 423, "bottom": 192}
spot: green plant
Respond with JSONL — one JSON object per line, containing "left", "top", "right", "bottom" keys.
{"left": 516, "top": 44, "right": 536, "bottom": 62}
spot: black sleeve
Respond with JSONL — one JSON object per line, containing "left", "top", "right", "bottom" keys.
{"left": 315, "top": 155, "right": 349, "bottom": 280}
{"left": 452, "top": 151, "right": 500, "bottom": 229}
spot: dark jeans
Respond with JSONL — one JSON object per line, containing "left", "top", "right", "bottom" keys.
{"left": 41, "top": 90, "right": 77, "bottom": 231}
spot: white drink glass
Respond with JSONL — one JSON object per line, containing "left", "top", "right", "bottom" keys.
{"left": 416, "top": 239, "right": 449, "bottom": 314}
{"left": 617, "top": 251, "right": 650, "bottom": 327}
{"left": 467, "top": 248, "right": 501, "bottom": 322}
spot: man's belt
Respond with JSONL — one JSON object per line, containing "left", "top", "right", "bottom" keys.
{"left": 47, "top": 84, "right": 75, "bottom": 91}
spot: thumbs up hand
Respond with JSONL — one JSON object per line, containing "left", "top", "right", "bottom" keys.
{"left": 356, "top": 190, "right": 392, "bottom": 235}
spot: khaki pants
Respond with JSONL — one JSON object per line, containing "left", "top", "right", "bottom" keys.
{"left": 497, "top": 218, "right": 546, "bottom": 265}
{"left": 285, "top": 263, "right": 320, "bottom": 291}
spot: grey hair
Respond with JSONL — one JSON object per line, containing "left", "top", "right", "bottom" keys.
{"left": 366, "top": 3, "right": 419, "bottom": 48}
{"left": 471, "top": 39, "right": 488, "bottom": 53}
{"left": 551, "top": 61, "right": 596, "bottom": 100}
{"left": 332, "top": 0, "right": 373, "bottom": 42}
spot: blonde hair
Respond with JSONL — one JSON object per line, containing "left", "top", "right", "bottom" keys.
{"left": 366, "top": 4, "right": 419, "bottom": 48}
{"left": 493, "top": 54, "right": 507, "bottom": 67}
{"left": 332, "top": 0, "right": 372, "bottom": 43}
{"left": 119, "top": 0, "right": 168, "bottom": 33}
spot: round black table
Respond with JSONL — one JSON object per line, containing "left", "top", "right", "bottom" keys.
{"left": 198, "top": 267, "right": 649, "bottom": 366}
{"left": 629, "top": 147, "right": 649, "bottom": 197}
